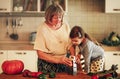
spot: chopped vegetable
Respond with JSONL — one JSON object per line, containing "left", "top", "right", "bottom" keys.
{"left": 38, "top": 74, "right": 47, "bottom": 79}
{"left": 49, "top": 71, "right": 56, "bottom": 78}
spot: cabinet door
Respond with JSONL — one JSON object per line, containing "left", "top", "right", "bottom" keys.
{"left": 13, "top": 0, "right": 40, "bottom": 12}
{"left": 0, "top": 50, "right": 8, "bottom": 73}
{"left": 40, "top": 0, "right": 67, "bottom": 12}
{"left": 105, "top": 51, "right": 120, "bottom": 73}
{"left": 7, "top": 50, "right": 38, "bottom": 72}
{"left": 12, "top": 0, "right": 67, "bottom": 12}
{"left": 105, "top": 0, "right": 120, "bottom": 13}
{"left": 0, "top": 0, "right": 12, "bottom": 12}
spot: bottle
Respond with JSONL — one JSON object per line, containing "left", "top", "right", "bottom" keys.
{"left": 72, "top": 56, "right": 77, "bottom": 75}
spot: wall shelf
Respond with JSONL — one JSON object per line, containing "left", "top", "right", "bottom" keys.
{"left": 0, "top": 12, "right": 45, "bottom": 17}
{"left": 0, "top": 0, "right": 67, "bottom": 17}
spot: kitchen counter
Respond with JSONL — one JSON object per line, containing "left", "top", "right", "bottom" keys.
{"left": 101, "top": 45, "right": 120, "bottom": 51}
{"left": 0, "top": 72, "right": 91, "bottom": 79}
{"left": 0, "top": 43, "right": 34, "bottom": 50}
{"left": 0, "top": 43, "right": 120, "bottom": 51}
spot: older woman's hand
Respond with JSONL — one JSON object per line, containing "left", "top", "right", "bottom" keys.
{"left": 59, "top": 56, "right": 72, "bottom": 67}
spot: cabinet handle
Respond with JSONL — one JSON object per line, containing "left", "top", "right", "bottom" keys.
{"left": 113, "top": 53, "right": 118, "bottom": 56}
{"left": 0, "top": 52, "right": 4, "bottom": 54}
{"left": 0, "top": 8, "right": 7, "bottom": 11}
{"left": 113, "top": 9, "right": 120, "bottom": 11}
{"left": 23, "top": 52, "right": 26, "bottom": 55}
{"left": 113, "top": 53, "right": 120, "bottom": 56}
{"left": 16, "top": 52, "right": 22, "bottom": 55}
{"left": 16, "top": 52, "right": 26, "bottom": 55}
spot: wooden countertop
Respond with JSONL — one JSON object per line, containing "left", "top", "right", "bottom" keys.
{"left": 101, "top": 45, "right": 120, "bottom": 51}
{"left": 0, "top": 43, "right": 34, "bottom": 50}
{"left": 0, "top": 43, "right": 120, "bottom": 51}
{"left": 0, "top": 72, "right": 91, "bottom": 79}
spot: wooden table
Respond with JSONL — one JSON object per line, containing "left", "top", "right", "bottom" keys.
{"left": 0, "top": 72, "right": 91, "bottom": 79}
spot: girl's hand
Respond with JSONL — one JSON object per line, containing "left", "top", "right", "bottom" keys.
{"left": 69, "top": 55, "right": 80, "bottom": 64}
{"left": 75, "top": 54, "right": 81, "bottom": 64}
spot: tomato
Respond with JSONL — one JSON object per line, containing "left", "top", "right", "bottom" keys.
{"left": 23, "top": 69, "right": 43, "bottom": 78}
{"left": 91, "top": 75, "right": 99, "bottom": 79}
{"left": 28, "top": 72, "right": 42, "bottom": 78}
{"left": 2, "top": 60, "right": 24, "bottom": 75}
{"left": 22, "top": 69, "right": 31, "bottom": 77}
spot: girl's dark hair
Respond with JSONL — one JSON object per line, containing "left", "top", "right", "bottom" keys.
{"left": 70, "top": 26, "right": 92, "bottom": 41}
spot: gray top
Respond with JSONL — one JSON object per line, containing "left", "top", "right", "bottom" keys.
{"left": 79, "top": 39, "right": 105, "bottom": 73}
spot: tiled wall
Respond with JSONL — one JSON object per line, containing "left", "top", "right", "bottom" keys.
{"left": 67, "top": 0, "right": 120, "bottom": 41}
{"left": 0, "top": 17, "right": 44, "bottom": 43}
{"left": 0, "top": 0, "right": 120, "bottom": 43}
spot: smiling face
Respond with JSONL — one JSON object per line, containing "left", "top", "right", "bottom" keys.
{"left": 45, "top": 4, "right": 64, "bottom": 28}
{"left": 51, "top": 14, "right": 62, "bottom": 26}
{"left": 71, "top": 37, "right": 84, "bottom": 46}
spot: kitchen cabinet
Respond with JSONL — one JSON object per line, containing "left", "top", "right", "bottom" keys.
{"left": 0, "top": 50, "right": 8, "bottom": 73}
{"left": 105, "top": 0, "right": 120, "bottom": 13}
{"left": 13, "top": 0, "right": 39, "bottom": 12}
{"left": 0, "top": 0, "right": 67, "bottom": 17}
{"left": 0, "top": 50, "right": 38, "bottom": 73}
{"left": 13, "top": 0, "right": 67, "bottom": 12}
{"left": 105, "top": 51, "right": 120, "bottom": 73}
{"left": 40, "top": 0, "right": 67, "bottom": 12}
{"left": 0, "top": 0, "right": 12, "bottom": 12}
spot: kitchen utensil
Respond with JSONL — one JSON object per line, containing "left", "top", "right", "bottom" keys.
{"left": 17, "top": 17, "right": 23, "bottom": 26}
{"left": 9, "top": 18, "right": 18, "bottom": 40}
{"left": 6, "top": 18, "right": 9, "bottom": 36}
{"left": 29, "top": 32, "right": 36, "bottom": 44}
